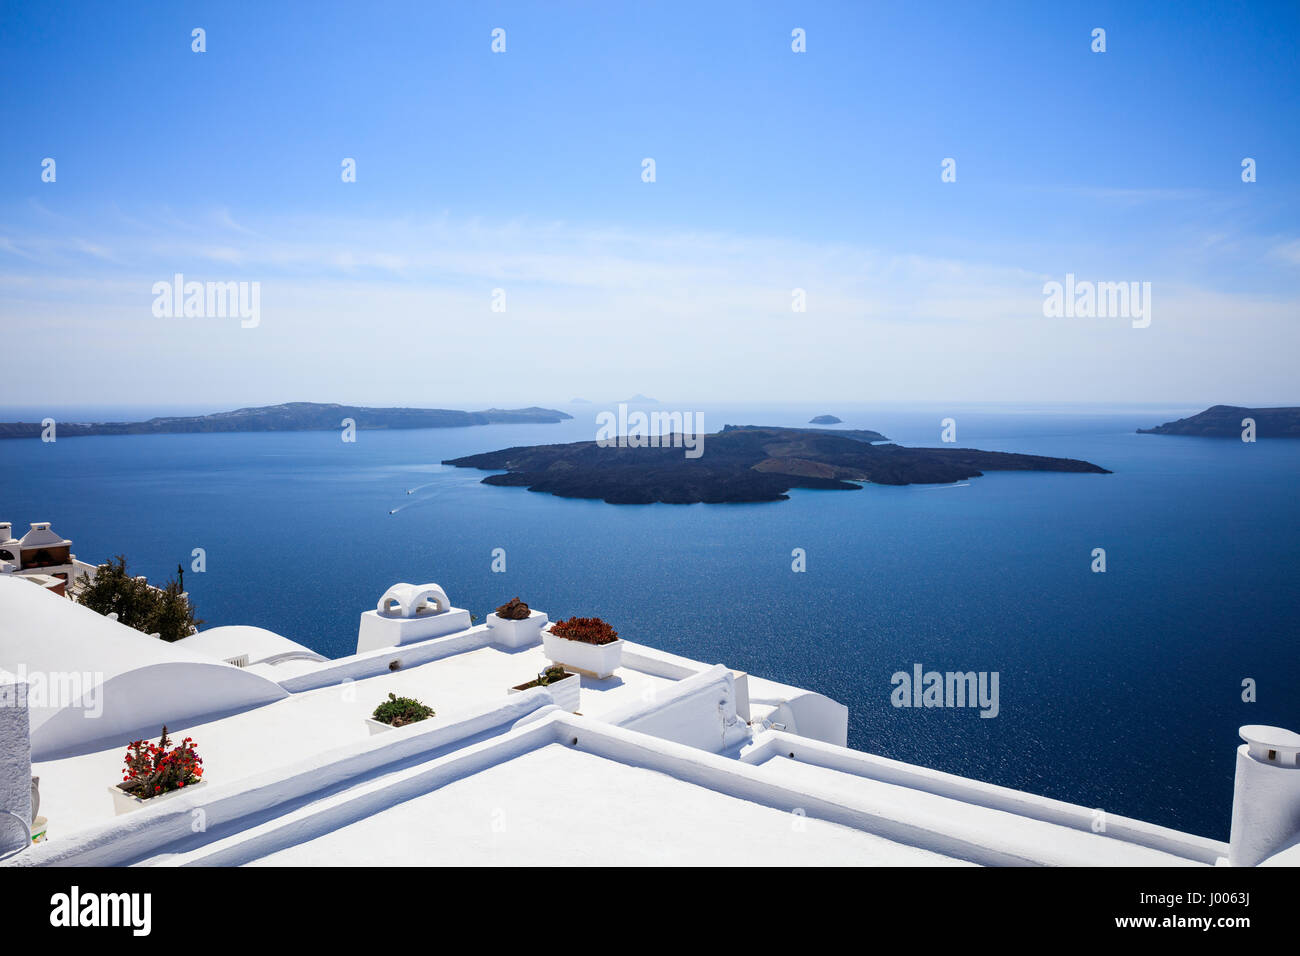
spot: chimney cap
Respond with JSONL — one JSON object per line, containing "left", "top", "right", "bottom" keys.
{"left": 1241, "top": 725, "right": 1300, "bottom": 761}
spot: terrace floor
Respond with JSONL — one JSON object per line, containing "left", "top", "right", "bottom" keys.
{"left": 243, "top": 743, "right": 968, "bottom": 867}
{"left": 33, "top": 641, "right": 678, "bottom": 838}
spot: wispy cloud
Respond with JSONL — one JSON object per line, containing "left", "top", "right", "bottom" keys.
{"left": 1, "top": 207, "right": 1297, "bottom": 405}
{"left": 1271, "top": 239, "right": 1300, "bottom": 266}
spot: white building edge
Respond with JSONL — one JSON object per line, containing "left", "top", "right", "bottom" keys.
{"left": 0, "top": 573, "right": 1296, "bottom": 867}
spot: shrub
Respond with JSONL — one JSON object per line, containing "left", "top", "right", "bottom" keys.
{"left": 76, "top": 555, "right": 203, "bottom": 642}
{"left": 120, "top": 726, "right": 203, "bottom": 799}
{"left": 371, "top": 692, "right": 435, "bottom": 727}
{"left": 549, "top": 616, "right": 618, "bottom": 645}
{"left": 495, "top": 597, "right": 531, "bottom": 620}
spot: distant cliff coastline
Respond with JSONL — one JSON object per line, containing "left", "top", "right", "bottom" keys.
{"left": 444, "top": 424, "right": 1110, "bottom": 504}
{"left": 1137, "top": 405, "right": 1300, "bottom": 438}
{"left": 0, "top": 402, "right": 572, "bottom": 439}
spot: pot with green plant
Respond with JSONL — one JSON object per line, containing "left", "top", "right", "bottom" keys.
{"left": 509, "top": 663, "right": 580, "bottom": 711}
{"left": 485, "top": 596, "right": 548, "bottom": 648}
{"left": 542, "top": 616, "right": 623, "bottom": 678}
{"left": 366, "top": 692, "right": 436, "bottom": 734}
{"left": 109, "top": 726, "right": 206, "bottom": 814}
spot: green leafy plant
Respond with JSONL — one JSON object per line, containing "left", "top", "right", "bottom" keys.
{"left": 515, "top": 665, "right": 573, "bottom": 690}
{"left": 119, "top": 726, "right": 203, "bottom": 799}
{"left": 495, "top": 597, "right": 531, "bottom": 621}
{"left": 538, "top": 664, "right": 568, "bottom": 685}
{"left": 371, "top": 692, "right": 435, "bottom": 727}
{"left": 76, "top": 555, "right": 202, "bottom": 642}
{"left": 549, "top": 616, "right": 618, "bottom": 645}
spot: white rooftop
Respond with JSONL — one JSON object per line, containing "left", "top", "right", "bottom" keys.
{"left": 173, "top": 624, "right": 327, "bottom": 668}
{"left": 17, "top": 522, "right": 71, "bottom": 550}
{"left": 0, "top": 577, "right": 1291, "bottom": 868}
{"left": 0, "top": 575, "right": 287, "bottom": 759}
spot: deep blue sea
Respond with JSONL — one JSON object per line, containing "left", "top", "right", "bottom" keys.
{"left": 4, "top": 402, "right": 1297, "bottom": 840}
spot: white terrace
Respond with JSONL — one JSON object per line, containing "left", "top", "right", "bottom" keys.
{"left": 0, "top": 574, "right": 1297, "bottom": 867}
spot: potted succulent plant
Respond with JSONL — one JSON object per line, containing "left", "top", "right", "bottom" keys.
{"left": 485, "top": 596, "right": 548, "bottom": 648}
{"left": 366, "top": 692, "right": 436, "bottom": 734}
{"left": 509, "top": 664, "right": 581, "bottom": 711}
{"left": 109, "top": 726, "right": 206, "bottom": 814}
{"left": 542, "top": 616, "right": 623, "bottom": 679}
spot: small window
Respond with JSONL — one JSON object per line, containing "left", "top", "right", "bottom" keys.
{"left": 1268, "top": 749, "right": 1277, "bottom": 761}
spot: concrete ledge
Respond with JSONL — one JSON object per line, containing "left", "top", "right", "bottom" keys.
{"left": 278, "top": 625, "right": 498, "bottom": 693}
{"left": 739, "top": 730, "right": 1227, "bottom": 865}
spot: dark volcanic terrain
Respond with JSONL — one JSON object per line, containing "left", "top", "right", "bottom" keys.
{"left": 0, "top": 402, "right": 571, "bottom": 439}
{"left": 444, "top": 425, "right": 1111, "bottom": 504}
{"left": 1138, "top": 405, "right": 1300, "bottom": 438}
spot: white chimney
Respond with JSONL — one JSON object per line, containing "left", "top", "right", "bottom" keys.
{"left": 1228, "top": 724, "right": 1300, "bottom": 866}
{"left": 0, "top": 523, "right": 11, "bottom": 543}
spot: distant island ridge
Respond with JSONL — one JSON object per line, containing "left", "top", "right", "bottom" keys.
{"left": 809, "top": 414, "right": 843, "bottom": 424}
{"left": 0, "top": 402, "right": 572, "bottom": 439}
{"left": 1138, "top": 405, "right": 1300, "bottom": 438}
{"left": 444, "top": 424, "right": 1110, "bottom": 504}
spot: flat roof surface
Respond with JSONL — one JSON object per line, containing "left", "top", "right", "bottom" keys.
{"left": 244, "top": 743, "right": 969, "bottom": 867}
{"left": 33, "top": 641, "right": 676, "bottom": 835}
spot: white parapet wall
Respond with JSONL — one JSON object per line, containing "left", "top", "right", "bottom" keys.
{"left": 738, "top": 728, "right": 1228, "bottom": 865}
{"left": 281, "top": 624, "right": 497, "bottom": 693}
{"left": 1229, "top": 724, "right": 1300, "bottom": 866}
{"left": 0, "top": 668, "right": 33, "bottom": 854}
{"left": 601, "top": 664, "right": 751, "bottom": 754}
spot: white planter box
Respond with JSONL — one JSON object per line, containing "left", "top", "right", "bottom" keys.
{"left": 365, "top": 714, "right": 435, "bottom": 735}
{"left": 108, "top": 779, "right": 207, "bottom": 815}
{"left": 542, "top": 629, "right": 624, "bottom": 679}
{"left": 509, "top": 671, "right": 580, "bottom": 711}
{"left": 365, "top": 717, "right": 396, "bottom": 735}
{"left": 486, "top": 609, "right": 548, "bottom": 649}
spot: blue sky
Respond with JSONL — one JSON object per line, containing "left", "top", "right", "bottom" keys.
{"left": 2, "top": 1, "right": 1298, "bottom": 408}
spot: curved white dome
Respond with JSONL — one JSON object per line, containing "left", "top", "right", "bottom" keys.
{"left": 175, "top": 625, "right": 327, "bottom": 667}
{"left": 0, "top": 577, "right": 288, "bottom": 758}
